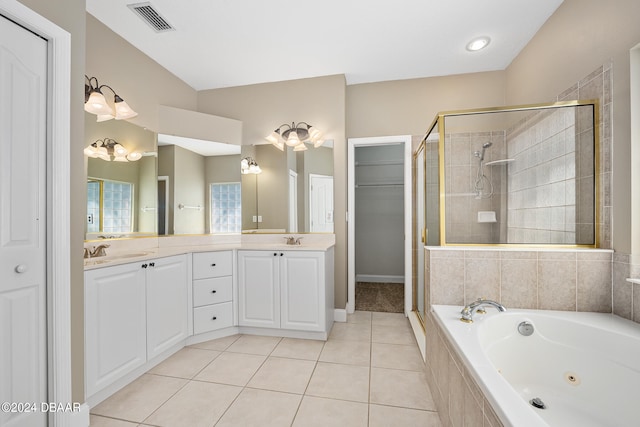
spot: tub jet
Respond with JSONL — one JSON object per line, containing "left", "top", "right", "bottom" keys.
{"left": 530, "top": 397, "right": 546, "bottom": 409}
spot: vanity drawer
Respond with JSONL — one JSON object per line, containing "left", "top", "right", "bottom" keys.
{"left": 193, "top": 251, "right": 233, "bottom": 279}
{"left": 193, "top": 302, "right": 233, "bottom": 334}
{"left": 193, "top": 276, "right": 232, "bottom": 307}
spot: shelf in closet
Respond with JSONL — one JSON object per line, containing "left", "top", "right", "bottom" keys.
{"left": 355, "top": 160, "right": 404, "bottom": 167}
{"left": 355, "top": 182, "right": 404, "bottom": 188}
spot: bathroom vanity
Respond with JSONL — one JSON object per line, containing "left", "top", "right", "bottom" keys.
{"left": 82, "top": 236, "right": 334, "bottom": 407}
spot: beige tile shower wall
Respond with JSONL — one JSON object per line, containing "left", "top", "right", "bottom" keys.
{"left": 444, "top": 131, "right": 506, "bottom": 244}
{"left": 426, "top": 247, "right": 613, "bottom": 312}
{"left": 506, "top": 107, "right": 579, "bottom": 244}
{"left": 556, "top": 64, "right": 613, "bottom": 248}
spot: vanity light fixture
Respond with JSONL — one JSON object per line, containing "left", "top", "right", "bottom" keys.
{"left": 84, "top": 138, "right": 142, "bottom": 162}
{"left": 84, "top": 75, "right": 138, "bottom": 121}
{"left": 466, "top": 36, "right": 491, "bottom": 52}
{"left": 240, "top": 157, "right": 262, "bottom": 174}
{"left": 265, "top": 122, "right": 325, "bottom": 151}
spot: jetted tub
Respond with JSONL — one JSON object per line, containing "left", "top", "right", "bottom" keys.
{"left": 432, "top": 305, "right": 640, "bottom": 427}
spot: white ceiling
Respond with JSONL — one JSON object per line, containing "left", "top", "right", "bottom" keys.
{"left": 86, "top": 0, "right": 563, "bottom": 91}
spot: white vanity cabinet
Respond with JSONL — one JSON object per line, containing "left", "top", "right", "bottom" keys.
{"left": 238, "top": 249, "right": 333, "bottom": 333}
{"left": 192, "top": 251, "right": 234, "bottom": 334}
{"left": 84, "top": 254, "right": 188, "bottom": 398}
{"left": 146, "top": 255, "right": 189, "bottom": 359}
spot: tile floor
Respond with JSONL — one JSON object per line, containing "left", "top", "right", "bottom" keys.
{"left": 90, "top": 311, "right": 442, "bottom": 427}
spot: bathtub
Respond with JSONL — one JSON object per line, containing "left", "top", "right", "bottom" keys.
{"left": 432, "top": 305, "right": 640, "bottom": 427}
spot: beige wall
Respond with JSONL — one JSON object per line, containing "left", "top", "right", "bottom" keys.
{"left": 85, "top": 14, "right": 198, "bottom": 131}
{"left": 173, "top": 146, "right": 206, "bottom": 234}
{"left": 197, "top": 75, "right": 348, "bottom": 307}
{"left": 346, "top": 71, "right": 507, "bottom": 138}
{"left": 505, "top": 0, "right": 640, "bottom": 253}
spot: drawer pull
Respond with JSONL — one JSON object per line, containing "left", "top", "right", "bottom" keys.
{"left": 211, "top": 263, "right": 216, "bottom": 267}
{"left": 212, "top": 316, "right": 217, "bottom": 320}
{"left": 149, "top": 262, "right": 155, "bottom": 267}
{"left": 273, "top": 253, "right": 277, "bottom": 256}
{"left": 141, "top": 263, "right": 148, "bottom": 268}
{"left": 211, "top": 290, "right": 217, "bottom": 294}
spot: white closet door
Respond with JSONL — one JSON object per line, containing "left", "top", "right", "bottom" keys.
{"left": 0, "top": 14, "right": 48, "bottom": 427}
{"left": 310, "top": 174, "right": 334, "bottom": 232}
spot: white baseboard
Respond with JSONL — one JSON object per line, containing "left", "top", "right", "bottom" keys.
{"left": 356, "top": 274, "right": 404, "bottom": 283}
{"left": 334, "top": 307, "right": 347, "bottom": 322}
{"left": 69, "top": 403, "right": 90, "bottom": 427}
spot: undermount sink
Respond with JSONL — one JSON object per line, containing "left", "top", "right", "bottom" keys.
{"left": 105, "top": 251, "right": 151, "bottom": 260}
{"left": 84, "top": 251, "right": 152, "bottom": 265}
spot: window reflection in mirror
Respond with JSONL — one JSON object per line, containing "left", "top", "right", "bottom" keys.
{"left": 157, "top": 134, "right": 241, "bottom": 235}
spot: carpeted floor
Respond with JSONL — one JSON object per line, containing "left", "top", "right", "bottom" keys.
{"left": 355, "top": 282, "right": 404, "bottom": 313}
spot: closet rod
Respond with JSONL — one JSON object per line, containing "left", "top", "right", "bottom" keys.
{"left": 355, "top": 160, "right": 404, "bottom": 166}
{"left": 355, "top": 183, "right": 404, "bottom": 188}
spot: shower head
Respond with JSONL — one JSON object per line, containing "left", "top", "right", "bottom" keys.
{"left": 476, "top": 141, "right": 492, "bottom": 161}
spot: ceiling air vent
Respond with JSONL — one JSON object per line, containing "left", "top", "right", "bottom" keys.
{"left": 127, "top": 2, "right": 175, "bottom": 33}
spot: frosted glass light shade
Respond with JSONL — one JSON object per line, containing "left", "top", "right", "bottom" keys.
{"left": 84, "top": 91, "right": 113, "bottom": 115}
{"left": 96, "top": 113, "right": 114, "bottom": 122}
{"left": 126, "top": 152, "right": 142, "bottom": 161}
{"left": 114, "top": 99, "right": 138, "bottom": 120}
{"left": 285, "top": 131, "right": 300, "bottom": 147}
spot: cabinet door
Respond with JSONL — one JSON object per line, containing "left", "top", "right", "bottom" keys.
{"left": 280, "top": 252, "right": 324, "bottom": 331}
{"left": 85, "top": 263, "right": 146, "bottom": 398}
{"left": 146, "top": 255, "right": 188, "bottom": 360}
{"left": 237, "top": 251, "right": 280, "bottom": 328}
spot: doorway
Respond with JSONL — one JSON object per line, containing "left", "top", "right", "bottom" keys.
{"left": 347, "top": 136, "right": 412, "bottom": 315}
{"left": 157, "top": 176, "right": 169, "bottom": 235}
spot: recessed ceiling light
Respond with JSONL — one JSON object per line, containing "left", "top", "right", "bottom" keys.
{"left": 466, "top": 36, "right": 491, "bottom": 52}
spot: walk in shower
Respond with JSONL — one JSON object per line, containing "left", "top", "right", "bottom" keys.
{"left": 414, "top": 100, "right": 600, "bottom": 249}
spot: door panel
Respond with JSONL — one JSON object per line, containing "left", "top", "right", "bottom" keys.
{"left": 146, "top": 255, "right": 188, "bottom": 359}
{"left": 84, "top": 264, "right": 147, "bottom": 397}
{"left": 0, "top": 14, "right": 47, "bottom": 427}
{"left": 238, "top": 251, "right": 280, "bottom": 328}
{"left": 280, "top": 252, "right": 323, "bottom": 331}
{"left": 310, "top": 175, "right": 334, "bottom": 232}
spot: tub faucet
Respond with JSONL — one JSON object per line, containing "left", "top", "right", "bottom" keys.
{"left": 460, "top": 299, "right": 506, "bottom": 323}
{"left": 89, "top": 244, "right": 110, "bottom": 258}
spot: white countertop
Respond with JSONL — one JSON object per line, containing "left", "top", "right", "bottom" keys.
{"left": 83, "top": 235, "right": 335, "bottom": 270}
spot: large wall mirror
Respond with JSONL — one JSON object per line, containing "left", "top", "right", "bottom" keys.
{"left": 85, "top": 113, "right": 158, "bottom": 239}
{"left": 85, "top": 109, "right": 334, "bottom": 241}
{"left": 422, "top": 100, "right": 599, "bottom": 246}
{"left": 241, "top": 142, "right": 334, "bottom": 233}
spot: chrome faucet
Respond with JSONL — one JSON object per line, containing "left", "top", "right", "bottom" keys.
{"left": 284, "top": 236, "right": 302, "bottom": 245}
{"left": 89, "top": 244, "right": 110, "bottom": 258}
{"left": 460, "top": 298, "right": 506, "bottom": 323}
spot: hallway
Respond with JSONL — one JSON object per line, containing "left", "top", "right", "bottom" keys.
{"left": 90, "top": 312, "right": 441, "bottom": 426}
